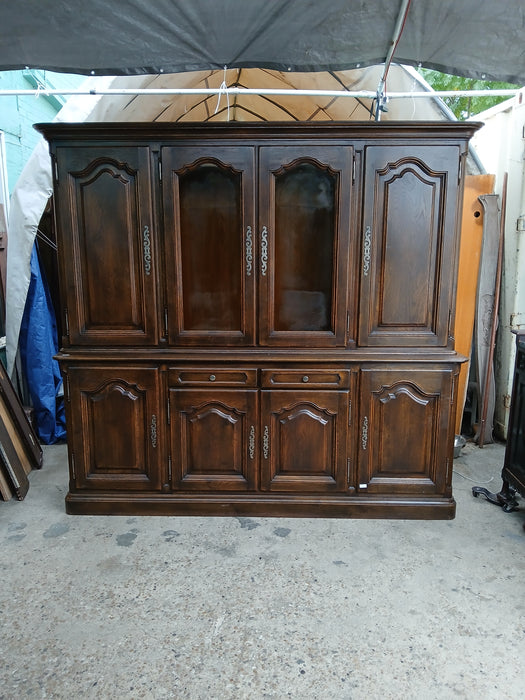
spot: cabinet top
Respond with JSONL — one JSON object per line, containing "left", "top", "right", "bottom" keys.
{"left": 35, "top": 120, "right": 482, "bottom": 143}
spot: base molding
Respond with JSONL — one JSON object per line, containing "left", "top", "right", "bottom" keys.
{"left": 65, "top": 492, "right": 456, "bottom": 519}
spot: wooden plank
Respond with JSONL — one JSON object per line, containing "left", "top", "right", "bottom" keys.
{"left": 0, "top": 462, "right": 13, "bottom": 500}
{"left": 0, "top": 417, "right": 29, "bottom": 500}
{"left": 0, "top": 361, "right": 42, "bottom": 469}
{"left": 454, "top": 174, "right": 495, "bottom": 436}
{"left": 0, "top": 393, "right": 33, "bottom": 475}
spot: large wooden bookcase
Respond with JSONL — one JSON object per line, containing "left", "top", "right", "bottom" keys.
{"left": 37, "top": 121, "right": 480, "bottom": 518}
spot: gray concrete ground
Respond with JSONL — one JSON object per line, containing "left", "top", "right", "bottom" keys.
{"left": 1, "top": 440, "right": 524, "bottom": 700}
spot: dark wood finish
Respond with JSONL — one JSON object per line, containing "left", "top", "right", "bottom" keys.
{"left": 54, "top": 146, "right": 159, "bottom": 346}
{"left": 358, "top": 366, "right": 457, "bottom": 495}
{"left": 35, "top": 121, "right": 480, "bottom": 518}
{"left": 359, "top": 145, "right": 461, "bottom": 347}
{"left": 260, "top": 389, "right": 349, "bottom": 492}
{"left": 258, "top": 146, "right": 352, "bottom": 346}
{"left": 169, "top": 388, "right": 258, "bottom": 491}
{"left": 162, "top": 146, "right": 256, "bottom": 346}
{"left": 63, "top": 365, "right": 164, "bottom": 491}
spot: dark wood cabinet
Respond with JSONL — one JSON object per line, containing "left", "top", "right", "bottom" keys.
{"left": 37, "top": 121, "right": 480, "bottom": 518}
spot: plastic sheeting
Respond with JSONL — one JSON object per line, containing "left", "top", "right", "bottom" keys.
{"left": 19, "top": 243, "right": 65, "bottom": 443}
{"left": 1, "top": 1, "right": 525, "bottom": 84}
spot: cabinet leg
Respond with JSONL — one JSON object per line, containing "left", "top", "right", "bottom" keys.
{"left": 472, "top": 479, "right": 520, "bottom": 513}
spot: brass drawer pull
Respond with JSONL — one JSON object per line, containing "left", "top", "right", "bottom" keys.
{"left": 245, "top": 226, "right": 253, "bottom": 276}
{"left": 209, "top": 374, "right": 216, "bottom": 382}
{"left": 263, "top": 425, "right": 269, "bottom": 459}
{"left": 302, "top": 375, "right": 309, "bottom": 383}
{"left": 261, "top": 226, "right": 268, "bottom": 276}
{"left": 249, "top": 425, "right": 255, "bottom": 460}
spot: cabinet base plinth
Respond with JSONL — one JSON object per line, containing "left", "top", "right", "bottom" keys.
{"left": 65, "top": 492, "right": 456, "bottom": 519}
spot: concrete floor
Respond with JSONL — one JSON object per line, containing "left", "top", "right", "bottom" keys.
{"left": 1, "top": 441, "right": 524, "bottom": 700}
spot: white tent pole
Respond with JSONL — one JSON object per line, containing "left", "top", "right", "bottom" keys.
{"left": 0, "top": 88, "right": 520, "bottom": 99}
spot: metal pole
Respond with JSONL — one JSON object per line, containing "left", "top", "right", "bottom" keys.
{"left": 0, "top": 87, "right": 519, "bottom": 99}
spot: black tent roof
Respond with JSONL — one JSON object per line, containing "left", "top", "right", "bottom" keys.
{"left": 1, "top": 0, "right": 524, "bottom": 84}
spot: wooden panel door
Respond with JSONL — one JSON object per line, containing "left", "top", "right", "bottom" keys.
{"left": 162, "top": 146, "right": 256, "bottom": 345}
{"left": 55, "top": 146, "right": 159, "bottom": 345}
{"left": 358, "top": 367, "right": 456, "bottom": 495}
{"left": 359, "top": 145, "right": 461, "bottom": 347}
{"left": 259, "top": 146, "right": 353, "bottom": 346}
{"left": 170, "top": 388, "right": 258, "bottom": 490}
{"left": 260, "top": 389, "right": 349, "bottom": 492}
{"left": 65, "top": 365, "right": 163, "bottom": 491}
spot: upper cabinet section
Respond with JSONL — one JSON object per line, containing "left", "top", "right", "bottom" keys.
{"left": 53, "top": 146, "right": 159, "bottom": 346}
{"left": 39, "top": 122, "right": 480, "bottom": 352}
{"left": 359, "top": 145, "right": 462, "bottom": 347}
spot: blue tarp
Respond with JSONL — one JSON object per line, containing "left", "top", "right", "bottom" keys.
{"left": 19, "top": 242, "right": 66, "bottom": 444}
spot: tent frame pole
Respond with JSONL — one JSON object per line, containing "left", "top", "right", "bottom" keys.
{"left": 0, "top": 88, "right": 519, "bottom": 99}
{"left": 375, "top": 0, "right": 413, "bottom": 120}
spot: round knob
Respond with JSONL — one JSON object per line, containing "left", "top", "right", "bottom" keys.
{"left": 209, "top": 374, "right": 216, "bottom": 382}
{"left": 302, "top": 375, "right": 309, "bottom": 383}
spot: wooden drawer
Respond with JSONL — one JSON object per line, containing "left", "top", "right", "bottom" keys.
{"left": 169, "top": 368, "right": 257, "bottom": 387}
{"left": 261, "top": 369, "right": 350, "bottom": 389}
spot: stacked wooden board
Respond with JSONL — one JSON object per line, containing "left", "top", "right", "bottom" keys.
{"left": 0, "top": 361, "right": 42, "bottom": 500}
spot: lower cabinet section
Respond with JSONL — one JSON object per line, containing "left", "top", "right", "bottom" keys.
{"left": 62, "top": 361, "right": 458, "bottom": 518}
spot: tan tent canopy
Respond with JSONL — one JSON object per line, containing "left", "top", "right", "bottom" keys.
{"left": 85, "top": 65, "right": 455, "bottom": 123}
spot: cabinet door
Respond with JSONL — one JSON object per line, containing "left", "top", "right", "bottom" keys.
{"left": 260, "top": 390, "right": 349, "bottom": 492}
{"left": 55, "top": 147, "right": 159, "bottom": 345}
{"left": 359, "top": 146, "right": 461, "bottom": 347}
{"left": 65, "top": 366, "right": 163, "bottom": 491}
{"left": 170, "top": 389, "right": 258, "bottom": 490}
{"left": 259, "top": 146, "right": 352, "bottom": 346}
{"left": 162, "top": 147, "right": 256, "bottom": 345}
{"left": 358, "top": 367, "right": 456, "bottom": 495}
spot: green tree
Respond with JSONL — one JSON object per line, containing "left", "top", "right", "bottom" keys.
{"left": 418, "top": 68, "right": 520, "bottom": 120}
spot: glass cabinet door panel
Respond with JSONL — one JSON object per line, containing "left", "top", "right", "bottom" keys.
{"left": 162, "top": 147, "right": 255, "bottom": 345}
{"left": 274, "top": 162, "right": 335, "bottom": 332}
{"left": 259, "top": 146, "right": 352, "bottom": 346}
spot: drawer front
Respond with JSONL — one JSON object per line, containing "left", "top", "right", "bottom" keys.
{"left": 261, "top": 369, "right": 350, "bottom": 389}
{"left": 169, "top": 368, "right": 257, "bottom": 387}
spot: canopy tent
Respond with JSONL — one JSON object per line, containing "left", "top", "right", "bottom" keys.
{"left": 1, "top": 0, "right": 525, "bottom": 85}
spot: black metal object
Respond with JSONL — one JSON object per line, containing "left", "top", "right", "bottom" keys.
{"left": 472, "top": 331, "right": 525, "bottom": 521}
